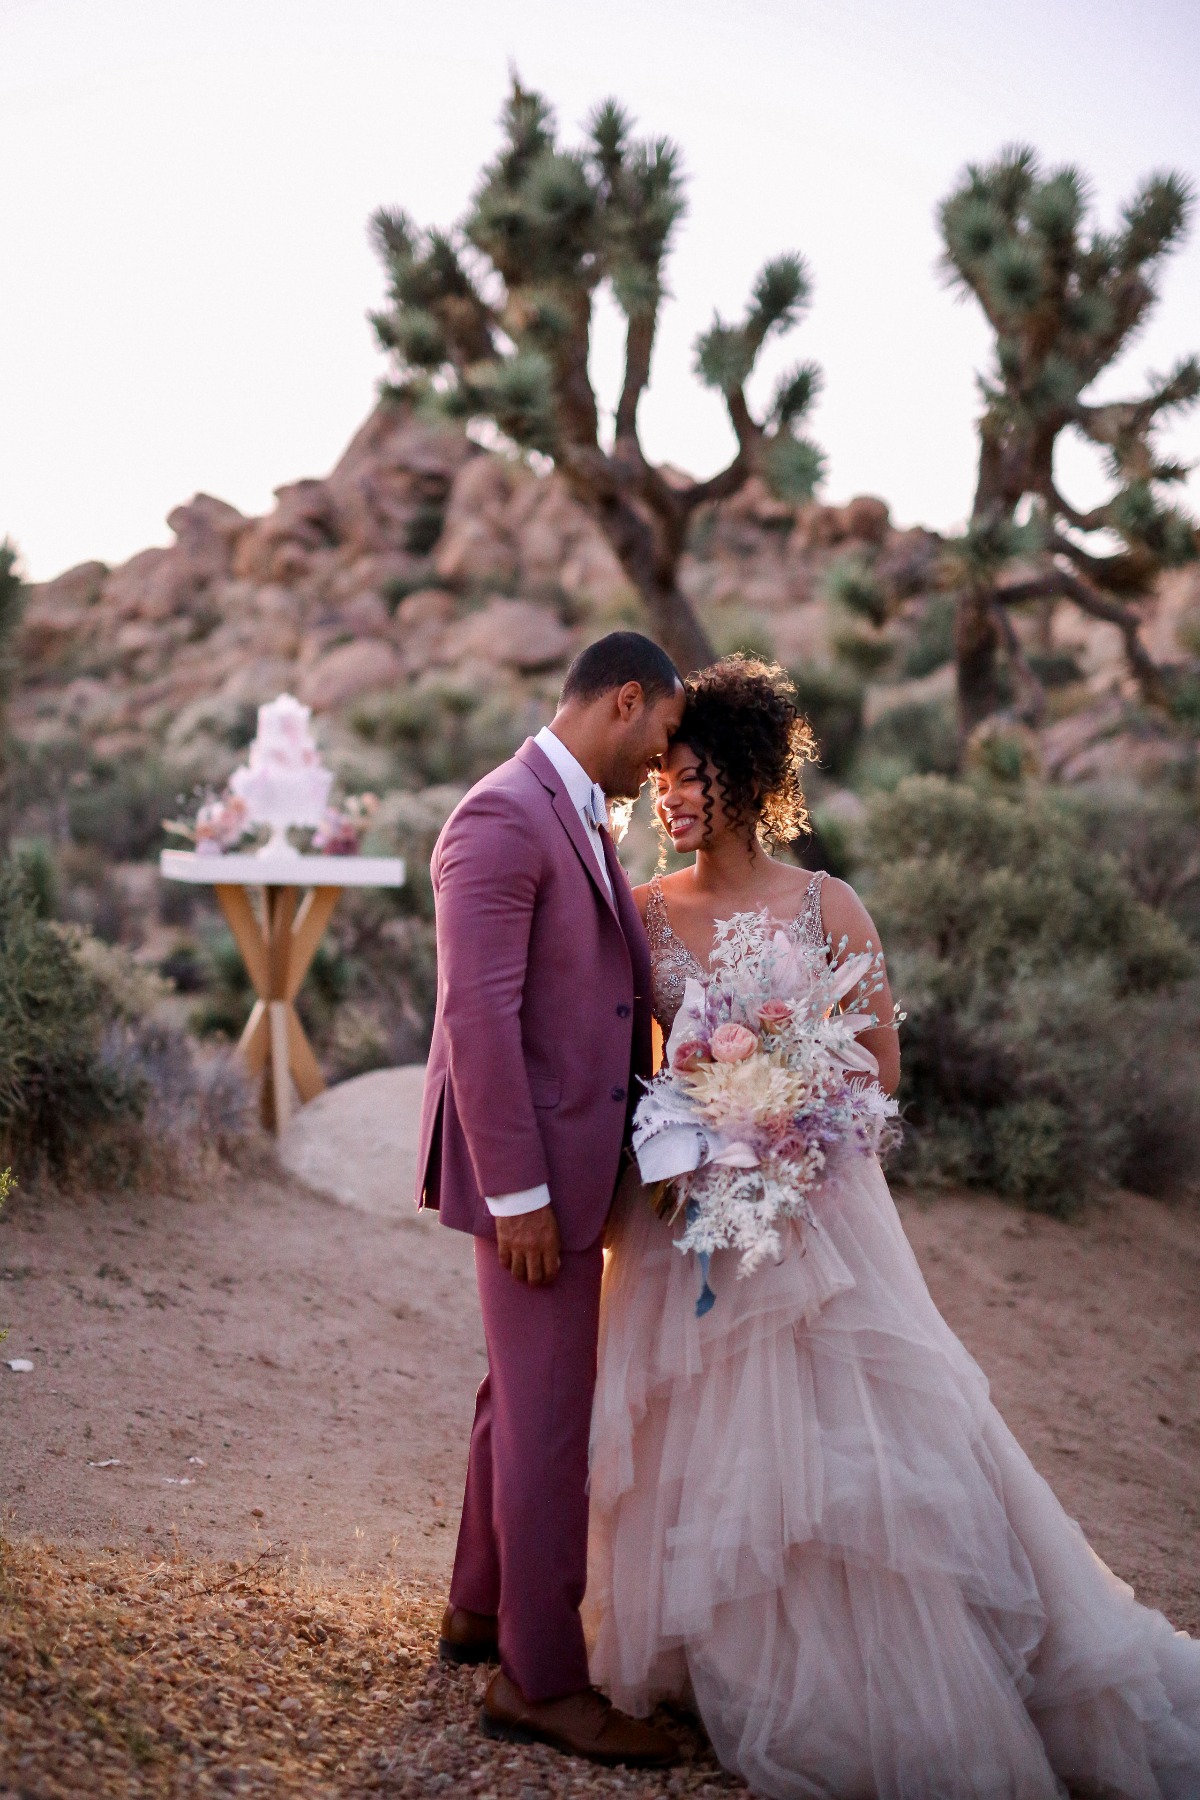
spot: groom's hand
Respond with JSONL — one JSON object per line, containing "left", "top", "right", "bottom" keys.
{"left": 495, "top": 1205, "right": 561, "bottom": 1286}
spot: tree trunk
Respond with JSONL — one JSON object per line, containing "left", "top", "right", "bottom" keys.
{"left": 585, "top": 484, "right": 716, "bottom": 675}
{"left": 635, "top": 575, "right": 715, "bottom": 676}
{"left": 954, "top": 586, "right": 1006, "bottom": 743}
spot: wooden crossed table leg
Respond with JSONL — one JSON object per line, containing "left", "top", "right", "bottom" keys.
{"left": 215, "top": 883, "right": 342, "bottom": 1134}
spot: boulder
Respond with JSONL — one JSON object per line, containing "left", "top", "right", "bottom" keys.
{"left": 790, "top": 495, "right": 891, "bottom": 554}
{"left": 435, "top": 456, "right": 521, "bottom": 587}
{"left": 842, "top": 496, "right": 891, "bottom": 545}
{"left": 166, "top": 493, "right": 247, "bottom": 580}
{"left": 509, "top": 475, "right": 631, "bottom": 608}
{"left": 721, "top": 475, "right": 795, "bottom": 528}
{"left": 393, "top": 587, "right": 456, "bottom": 673}
{"left": 217, "top": 656, "right": 302, "bottom": 707}
{"left": 439, "top": 598, "right": 575, "bottom": 674}
{"left": 341, "top": 590, "right": 391, "bottom": 636}
{"left": 325, "top": 404, "right": 473, "bottom": 557}
{"left": 102, "top": 547, "right": 179, "bottom": 622}
{"left": 232, "top": 479, "right": 341, "bottom": 584}
{"left": 18, "top": 560, "right": 107, "bottom": 665}
{"left": 276, "top": 1064, "right": 431, "bottom": 1216}
{"left": 298, "top": 638, "right": 405, "bottom": 711}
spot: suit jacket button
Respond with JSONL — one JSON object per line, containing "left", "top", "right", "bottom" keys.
{"left": 611, "top": 1085, "right": 626, "bottom": 1102}
{"left": 616, "top": 1003, "right": 631, "bottom": 1018}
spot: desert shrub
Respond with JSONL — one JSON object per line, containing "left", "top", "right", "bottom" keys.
{"left": 67, "top": 756, "right": 181, "bottom": 861}
{"left": 99, "top": 1019, "right": 253, "bottom": 1161}
{"left": 11, "top": 839, "right": 58, "bottom": 920}
{"left": 1064, "top": 787, "right": 1200, "bottom": 944}
{"left": 799, "top": 806, "right": 858, "bottom": 881}
{"left": 0, "top": 867, "right": 144, "bottom": 1170}
{"left": 900, "top": 594, "right": 956, "bottom": 679}
{"left": 824, "top": 553, "right": 888, "bottom": 628}
{"left": 1027, "top": 648, "right": 1086, "bottom": 689}
{"left": 189, "top": 931, "right": 254, "bottom": 1039}
{"left": 350, "top": 680, "right": 549, "bottom": 789}
{"left": 858, "top": 775, "right": 1199, "bottom": 1210}
{"left": 855, "top": 698, "right": 959, "bottom": 784}
{"left": 788, "top": 666, "right": 864, "bottom": 779}
{"left": 709, "top": 607, "right": 776, "bottom": 661}
{"left": 0, "top": 866, "right": 253, "bottom": 1182}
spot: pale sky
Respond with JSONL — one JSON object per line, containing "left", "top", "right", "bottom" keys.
{"left": 3, "top": 0, "right": 1200, "bottom": 581}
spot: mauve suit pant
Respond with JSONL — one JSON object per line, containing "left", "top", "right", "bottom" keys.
{"left": 449, "top": 1235, "right": 604, "bottom": 1702}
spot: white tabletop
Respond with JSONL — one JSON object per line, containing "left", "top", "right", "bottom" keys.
{"left": 160, "top": 849, "right": 406, "bottom": 887}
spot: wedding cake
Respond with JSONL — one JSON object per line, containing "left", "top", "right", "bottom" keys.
{"left": 228, "top": 694, "right": 333, "bottom": 854}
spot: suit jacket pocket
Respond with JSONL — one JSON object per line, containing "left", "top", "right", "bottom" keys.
{"left": 528, "top": 1075, "right": 561, "bottom": 1109}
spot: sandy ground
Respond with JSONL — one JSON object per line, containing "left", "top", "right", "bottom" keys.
{"left": 1, "top": 1071, "right": 1198, "bottom": 1796}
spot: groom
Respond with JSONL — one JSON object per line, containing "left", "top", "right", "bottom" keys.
{"left": 416, "top": 631, "right": 684, "bottom": 1766}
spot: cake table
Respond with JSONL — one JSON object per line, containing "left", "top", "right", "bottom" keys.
{"left": 159, "top": 849, "right": 406, "bottom": 1134}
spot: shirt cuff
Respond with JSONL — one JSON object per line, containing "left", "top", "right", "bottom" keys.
{"left": 485, "top": 1183, "right": 552, "bottom": 1217}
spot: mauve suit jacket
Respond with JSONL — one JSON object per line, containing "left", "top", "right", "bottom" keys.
{"left": 415, "top": 737, "right": 654, "bottom": 1252}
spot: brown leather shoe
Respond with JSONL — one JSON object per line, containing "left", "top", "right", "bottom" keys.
{"left": 438, "top": 1604, "right": 499, "bottom": 1666}
{"left": 481, "top": 1669, "right": 678, "bottom": 1767}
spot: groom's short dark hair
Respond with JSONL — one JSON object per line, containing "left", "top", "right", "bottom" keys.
{"left": 560, "top": 631, "right": 681, "bottom": 706}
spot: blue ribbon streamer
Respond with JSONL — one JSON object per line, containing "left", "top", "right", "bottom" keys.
{"left": 685, "top": 1200, "right": 717, "bottom": 1316}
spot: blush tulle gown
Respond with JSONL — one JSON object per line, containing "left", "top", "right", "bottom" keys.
{"left": 585, "top": 875, "right": 1200, "bottom": 1800}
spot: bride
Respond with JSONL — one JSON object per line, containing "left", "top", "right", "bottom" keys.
{"left": 585, "top": 655, "right": 1200, "bottom": 1800}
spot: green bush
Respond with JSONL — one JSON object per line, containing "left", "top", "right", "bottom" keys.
{"left": 901, "top": 594, "right": 956, "bottom": 679}
{"left": 855, "top": 698, "right": 959, "bottom": 783}
{"left": 350, "top": 679, "right": 549, "bottom": 788}
{"left": 0, "top": 866, "right": 253, "bottom": 1181}
{"left": 789, "top": 665, "right": 864, "bottom": 780}
{"left": 67, "top": 757, "right": 181, "bottom": 861}
{"left": 0, "top": 866, "right": 144, "bottom": 1169}
{"left": 1063, "top": 787, "right": 1200, "bottom": 945}
{"left": 859, "top": 776, "right": 1199, "bottom": 1210}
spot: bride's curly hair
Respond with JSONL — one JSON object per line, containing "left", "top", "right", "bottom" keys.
{"left": 671, "top": 655, "right": 818, "bottom": 849}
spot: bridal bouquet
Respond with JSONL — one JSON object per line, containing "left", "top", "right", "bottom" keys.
{"left": 632, "top": 911, "right": 899, "bottom": 1313}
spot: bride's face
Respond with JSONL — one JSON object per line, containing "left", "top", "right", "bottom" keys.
{"left": 653, "top": 741, "right": 735, "bottom": 852}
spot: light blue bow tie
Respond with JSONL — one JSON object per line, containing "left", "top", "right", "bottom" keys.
{"left": 583, "top": 785, "right": 608, "bottom": 831}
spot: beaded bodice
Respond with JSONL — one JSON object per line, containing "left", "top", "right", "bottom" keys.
{"left": 644, "top": 871, "right": 829, "bottom": 1034}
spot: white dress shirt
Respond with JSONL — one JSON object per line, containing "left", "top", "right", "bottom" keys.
{"left": 486, "top": 726, "right": 613, "bottom": 1219}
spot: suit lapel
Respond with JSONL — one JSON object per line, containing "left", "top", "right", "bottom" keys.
{"left": 550, "top": 785, "right": 622, "bottom": 924}
{"left": 516, "top": 738, "right": 622, "bottom": 924}
{"left": 603, "top": 831, "right": 650, "bottom": 976}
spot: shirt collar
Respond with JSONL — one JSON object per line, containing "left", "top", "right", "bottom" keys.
{"left": 534, "top": 725, "right": 606, "bottom": 820}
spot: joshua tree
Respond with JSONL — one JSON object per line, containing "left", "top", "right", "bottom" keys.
{"left": 370, "top": 79, "right": 825, "bottom": 672}
{"left": 936, "top": 146, "right": 1199, "bottom": 736}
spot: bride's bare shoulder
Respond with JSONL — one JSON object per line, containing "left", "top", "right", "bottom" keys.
{"left": 817, "top": 874, "right": 884, "bottom": 949}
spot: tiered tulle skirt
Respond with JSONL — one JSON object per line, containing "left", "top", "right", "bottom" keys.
{"left": 585, "top": 1150, "right": 1200, "bottom": 1799}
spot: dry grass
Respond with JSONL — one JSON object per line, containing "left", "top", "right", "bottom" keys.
{"left": 0, "top": 1539, "right": 739, "bottom": 1799}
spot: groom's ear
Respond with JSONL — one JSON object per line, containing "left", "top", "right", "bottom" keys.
{"left": 613, "top": 681, "right": 646, "bottom": 722}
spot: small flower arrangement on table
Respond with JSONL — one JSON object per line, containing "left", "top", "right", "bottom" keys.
{"left": 632, "top": 910, "right": 901, "bottom": 1313}
{"left": 164, "top": 695, "right": 378, "bottom": 857}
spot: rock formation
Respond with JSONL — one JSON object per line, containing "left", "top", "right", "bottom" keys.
{"left": 15, "top": 401, "right": 1199, "bottom": 803}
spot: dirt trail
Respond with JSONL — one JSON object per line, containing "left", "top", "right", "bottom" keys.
{"left": 0, "top": 1173, "right": 482, "bottom": 1579}
{"left": 1, "top": 1124, "right": 1198, "bottom": 1630}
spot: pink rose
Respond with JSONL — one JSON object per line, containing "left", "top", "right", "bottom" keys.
{"left": 672, "top": 1038, "right": 711, "bottom": 1073}
{"left": 709, "top": 1022, "right": 759, "bottom": 1063}
{"left": 757, "top": 999, "right": 793, "bottom": 1032}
